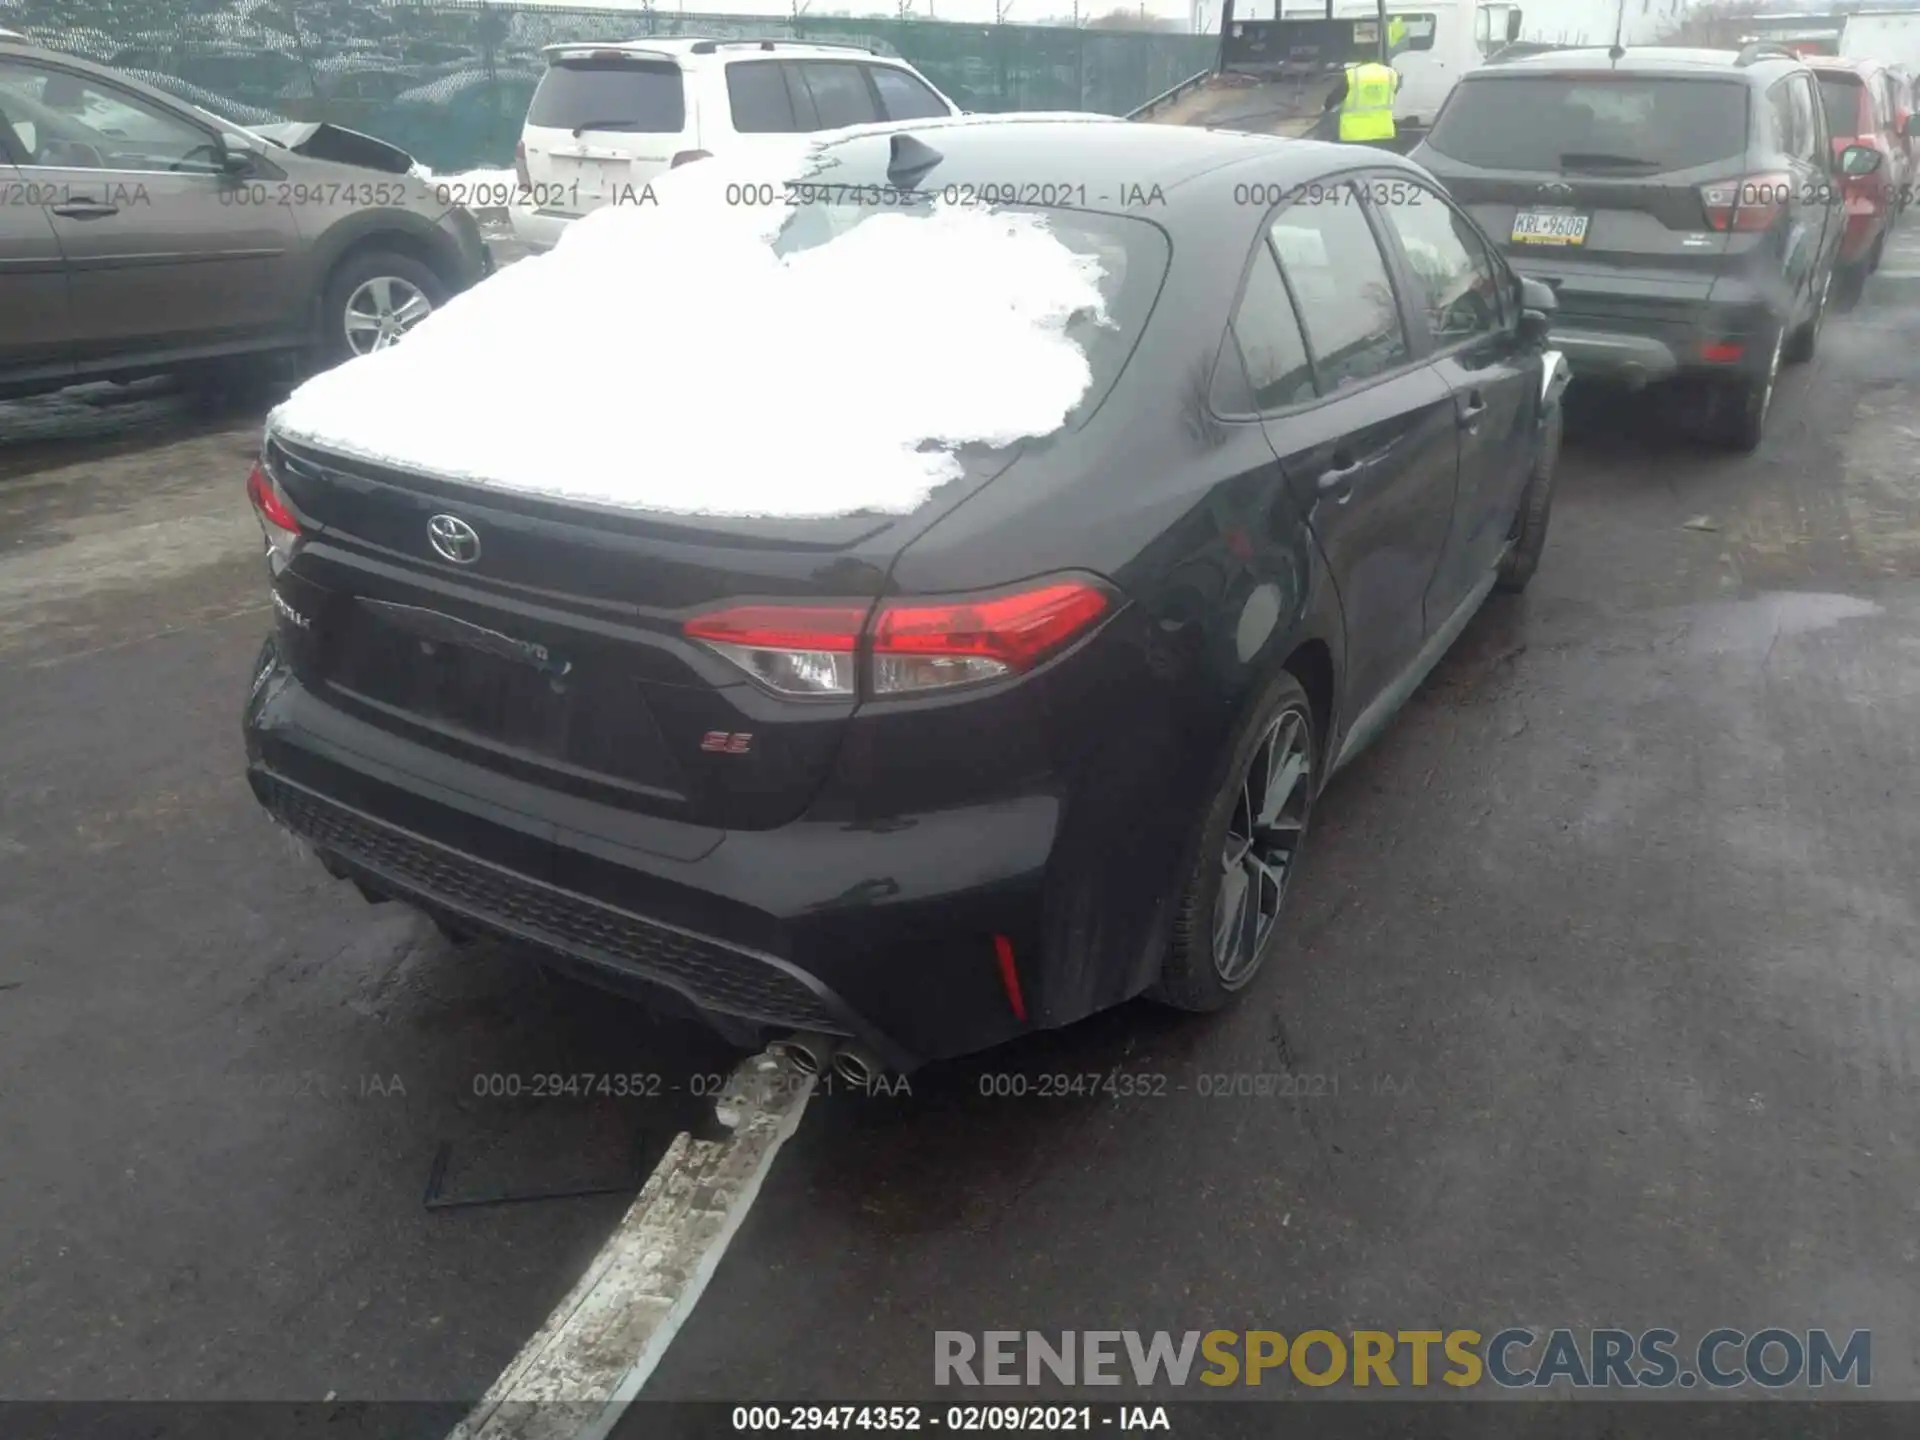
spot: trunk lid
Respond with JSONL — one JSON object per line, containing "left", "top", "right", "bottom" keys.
{"left": 1421, "top": 71, "right": 1752, "bottom": 330}
{"left": 267, "top": 434, "right": 1017, "bottom": 831}
{"left": 521, "top": 49, "right": 692, "bottom": 216}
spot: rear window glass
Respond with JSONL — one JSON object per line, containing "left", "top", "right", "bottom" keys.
{"left": 1818, "top": 75, "right": 1864, "bottom": 138}
{"left": 767, "top": 153, "right": 1168, "bottom": 427}
{"left": 527, "top": 57, "right": 685, "bottom": 133}
{"left": 1426, "top": 76, "right": 1749, "bottom": 173}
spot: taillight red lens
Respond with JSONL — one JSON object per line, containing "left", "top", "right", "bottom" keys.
{"left": 683, "top": 604, "right": 866, "bottom": 652}
{"left": 1701, "top": 172, "right": 1791, "bottom": 233}
{"left": 247, "top": 460, "right": 301, "bottom": 575}
{"left": 682, "top": 577, "right": 1115, "bottom": 699}
{"left": 514, "top": 139, "right": 531, "bottom": 193}
{"left": 869, "top": 581, "right": 1112, "bottom": 694}
{"left": 247, "top": 462, "right": 298, "bottom": 534}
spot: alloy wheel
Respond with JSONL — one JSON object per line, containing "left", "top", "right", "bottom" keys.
{"left": 1212, "top": 707, "right": 1313, "bottom": 986}
{"left": 344, "top": 276, "right": 432, "bottom": 355}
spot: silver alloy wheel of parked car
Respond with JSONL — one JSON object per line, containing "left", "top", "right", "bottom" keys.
{"left": 343, "top": 276, "right": 433, "bottom": 355}
{"left": 1213, "top": 707, "right": 1313, "bottom": 985}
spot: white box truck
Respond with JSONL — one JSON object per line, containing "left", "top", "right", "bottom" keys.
{"left": 1840, "top": 11, "right": 1920, "bottom": 73}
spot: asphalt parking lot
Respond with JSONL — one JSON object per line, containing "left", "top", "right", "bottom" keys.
{"left": 4, "top": 233, "right": 1920, "bottom": 1421}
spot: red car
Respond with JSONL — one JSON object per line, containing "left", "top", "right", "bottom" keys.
{"left": 1809, "top": 57, "right": 1920, "bottom": 295}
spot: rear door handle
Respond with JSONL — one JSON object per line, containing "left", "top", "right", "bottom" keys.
{"left": 1457, "top": 391, "right": 1487, "bottom": 430}
{"left": 50, "top": 201, "right": 119, "bottom": 219}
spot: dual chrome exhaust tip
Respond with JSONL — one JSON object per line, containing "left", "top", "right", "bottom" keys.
{"left": 771, "top": 1033, "right": 888, "bottom": 1087}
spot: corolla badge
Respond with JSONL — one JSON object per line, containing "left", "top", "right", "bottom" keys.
{"left": 427, "top": 514, "right": 481, "bottom": 565}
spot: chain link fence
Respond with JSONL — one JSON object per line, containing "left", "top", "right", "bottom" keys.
{"left": 1, "top": 0, "right": 1215, "bottom": 169}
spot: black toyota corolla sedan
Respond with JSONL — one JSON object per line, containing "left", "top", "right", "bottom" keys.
{"left": 243, "top": 116, "right": 1568, "bottom": 1075}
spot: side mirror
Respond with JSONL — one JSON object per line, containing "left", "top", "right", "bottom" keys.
{"left": 1517, "top": 274, "right": 1554, "bottom": 343}
{"left": 219, "top": 144, "right": 256, "bottom": 176}
{"left": 1904, "top": 112, "right": 1920, "bottom": 138}
{"left": 1507, "top": 10, "right": 1523, "bottom": 40}
{"left": 1837, "top": 143, "right": 1884, "bottom": 177}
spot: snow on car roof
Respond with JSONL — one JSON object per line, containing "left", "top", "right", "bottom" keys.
{"left": 267, "top": 137, "right": 1113, "bottom": 520}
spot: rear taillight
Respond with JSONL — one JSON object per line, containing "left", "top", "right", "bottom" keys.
{"left": 246, "top": 460, "right": 300, "bottom": 574}
{"left": 670, "top": 149, "right": 712, "bottom": 169}
{"left": 514, "top": 139, "right": 531, "bottom": 193}
{"left": 868, "top": 582, "right": 1114, "bottom": 694}
{"left": 1700, "top": 171, "right": 1791, "bottom": 232}
{"left": 682, "top": 604, "right": 866, "bottom": 698}
{"left": 682, "top": 576, "right": 1116, "bottom": 699}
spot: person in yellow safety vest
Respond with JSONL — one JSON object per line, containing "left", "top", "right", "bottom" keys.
{"left": 1388, "top": 15, "right": 1408, "bottom": 54}
{"left": 1335, "top": 58, "right": 1398, "bottom": 144}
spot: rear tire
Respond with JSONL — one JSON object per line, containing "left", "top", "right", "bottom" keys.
{"left": 1834, "top": 257, "right": 1868, "bottom": 311}
{"left": 1783, "top": 264, "right": 1831, "bottom": 365}
{"left": 1715, "top": 323, "right": 1783, "bottom": 454}
{"left": 1153, "top": 671, "right": 1317, "bottom": 1014}
{"left": 1496, "top": 404, "right": 1560, "bottom": 595}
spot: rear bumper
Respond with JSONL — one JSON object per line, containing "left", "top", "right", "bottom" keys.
{"left": 507, "top": 205, "right": 574, "bottom": 254}
{"left": 243, "top": 641, "right": 1057, "bottom": 1068}
{"left": 1548, "top": 326, "right": 1684, "bottom": 386}
{"left": 1549, "top": 288, "right": 1784, "bottom": 388}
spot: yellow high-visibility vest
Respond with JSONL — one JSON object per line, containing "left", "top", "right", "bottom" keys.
{"left": 1388, "top": 16, "right": 1408, "bottom": 52}
{"left": 1339, "top": 61, "right": 1397, "bottom": 142}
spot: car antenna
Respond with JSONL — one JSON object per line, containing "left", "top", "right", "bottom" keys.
{"left": 1608, "top": 0, "right": 1626, "bottom": 60}
{"left": 886, "top": 133, "right": 943, "bottom": 191}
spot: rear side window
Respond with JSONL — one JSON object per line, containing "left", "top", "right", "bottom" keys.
{"left": 727, "top": 60, "right": 796, "bottom": 134}
{"left": 1818, "top": 75, "right": 1865, "bottom": 140}
{"left": 1766, "top": 79, "right": 1801, "bottom": 156}
{"left": 1790, "top": 74, "right": 1821, "bottom": 158}
{"left": 526, "top": 57, "right": 686, "bottom": 133}
{"left": 869, "top": 65, "right": 948, "bottom": 121}
{"left": 1426, "top": 76, "right": 1749, "bottom": 173}
{"left": 1229, "top": 246, "right": 1315, "bottom": 410}
{"left": 796, "top": 62, "right": 880, "bottom": 129}
{"left": 1269, "top": 190, "right": 1409, "bottom": 391}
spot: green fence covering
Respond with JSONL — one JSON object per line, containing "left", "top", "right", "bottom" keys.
{"left": 1, "top": 1, "right": 1215, "bottom": 170}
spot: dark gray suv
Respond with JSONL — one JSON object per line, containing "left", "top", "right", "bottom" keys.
{"left": 1411, "top": 43, "right": 1888, "bottom": 451}
{"left": 0, "top": 36, "right": 490, "bottom": 401}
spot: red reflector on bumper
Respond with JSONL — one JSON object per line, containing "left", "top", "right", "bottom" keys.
{"left": 1700, "top": 342, "right": 1745, "bottom": 364}
{"left": 993, "top": 933, "right": 1028, "bottom": 1023}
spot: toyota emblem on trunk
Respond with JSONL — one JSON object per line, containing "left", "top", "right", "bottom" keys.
{"left": 427, "top": 514, "right": 481, "bottom": 565}
{"left": 1537, "top": 182, "right": 1576, "bottom": 199}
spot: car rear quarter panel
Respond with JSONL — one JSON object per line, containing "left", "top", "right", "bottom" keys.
{"left": 875, "top": 205, "right": 1347, "bottom": 1021}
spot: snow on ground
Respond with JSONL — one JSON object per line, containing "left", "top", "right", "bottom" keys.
{"left": 267, "top": 140, "right": 1111, "bottom": 520}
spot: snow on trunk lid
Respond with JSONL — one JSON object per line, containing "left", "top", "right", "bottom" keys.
{"left": 268, "top": 135, "right": 1115, "bottom": 521}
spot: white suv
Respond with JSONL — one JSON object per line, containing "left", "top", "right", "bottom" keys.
{"left": 509, "top": 37, "right": 961, "bottom": 252}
